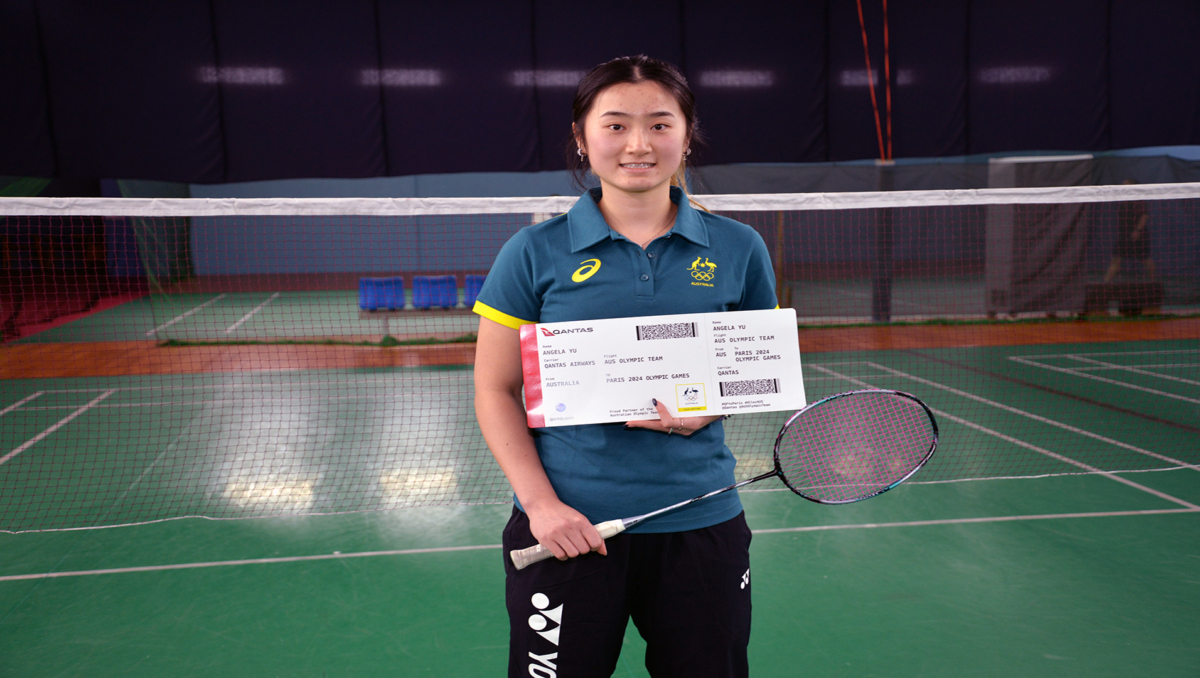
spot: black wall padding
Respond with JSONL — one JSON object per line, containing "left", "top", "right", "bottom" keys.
{"left": 2, "top": 0, "right": 1199, "bottom": 183}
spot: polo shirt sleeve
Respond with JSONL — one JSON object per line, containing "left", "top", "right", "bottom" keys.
{"left": 738, "top": 229, "right": 779, "bottom": 311}
{"left": 472, "top": 228, "right": 541, "bottom": 330}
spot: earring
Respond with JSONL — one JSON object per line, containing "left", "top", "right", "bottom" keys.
{"left": 577, "top": 148, "right": 586, "bottom": 159}
{"left": 684, "top": 148, "right": 692, "bottom": 157}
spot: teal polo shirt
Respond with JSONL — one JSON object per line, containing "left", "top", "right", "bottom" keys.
{"left": 474, "top": 186, "right": 777, "bottom": 533}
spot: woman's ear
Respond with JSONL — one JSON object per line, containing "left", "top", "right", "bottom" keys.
{"left": 572, "top": 123, "right": 586, "bottom": 155}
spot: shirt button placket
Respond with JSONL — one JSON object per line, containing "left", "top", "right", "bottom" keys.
{"left": 636, "top": 247, "right": 654, "bottom": 299}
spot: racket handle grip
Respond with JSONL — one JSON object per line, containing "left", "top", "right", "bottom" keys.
{"left": 510, "top": 519, "right": 626, "bottom": 571}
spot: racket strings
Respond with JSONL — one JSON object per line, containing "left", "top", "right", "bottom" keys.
{"left": 776, "top": 392, "right": 935, "bottom": 503}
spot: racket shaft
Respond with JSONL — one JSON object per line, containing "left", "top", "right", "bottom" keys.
{"left": 510, "top": 519, "right": 626, "bottom": 570}
{"left": 509, "top": 474, "right": 772, "bottom": 570}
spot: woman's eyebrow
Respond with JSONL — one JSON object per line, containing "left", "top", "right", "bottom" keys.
{"left": 598, "top": 110, "right": 678, "bottom": 118}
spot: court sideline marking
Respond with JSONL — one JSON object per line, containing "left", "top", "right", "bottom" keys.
{"left": 144, "top": 293, "right": 227, "bottom": 338}
{"left": 7, "top": 374, "right": 844, "bottom": 410}
{"left": 860, "top": 361, "right": 1200, "bottom": 472}
{"left": 2, "top": 508, "right": 1196, "bottom": 583}
{"left": 1, "top": 392, "right": 44, "bottom": 417}
{"left": 811, "top": 364, "right": 1200, "bottom": 510}
{"left": 1066, "top": 355, "right": 1200, "bottom": 388}
{"left": 225, "top": 292, "right": 280, "bottom": 334}
{"left": 1009, "top": 355, "right": 1200, "bottom": 406}
{"left": 0, "top": 390, "right": 115, "bottom": 467}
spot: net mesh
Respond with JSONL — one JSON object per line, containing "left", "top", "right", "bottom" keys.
{"left": 2, "top": 184, "right": 1198, "bottom": 531}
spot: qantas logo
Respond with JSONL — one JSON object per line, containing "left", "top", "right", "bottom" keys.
{"left": 540, "top": 327, "right": 593, "bottom": 337}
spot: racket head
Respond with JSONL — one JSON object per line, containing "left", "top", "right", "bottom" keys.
{"left": 773, "top": 389, "right": 938, "bottom": 504}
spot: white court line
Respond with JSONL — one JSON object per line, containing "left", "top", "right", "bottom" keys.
{"left": 1066, "top": 355, "right": 1200, "bottom": 388}
{"left": 19, "top": 391, "right": 475, "bottom": 410}
{"left": 0, "top": 390, "right": 116, "bottom": 467}
{"left": 1069, "top": 363, "right": 1198, "bottom": 372}
{"left": 861, "top": 362, "right": 1199, "bottom": 472}
{"left": 1009, "top": 356, "right": 1200, "bottom": 406}
{"left": 2, "top": 509, "right": 1195, "bottom": 582}
{"left": 936, "top": 409, "right": 1199, "bottom": 509}
{"left": 17, "top": 376, "right": 852, "bottom": 411}
{"left": 810, "top": 364, "right": 1200, "bottom": 508}
{"left": 225, "top": 292, "right": 280, "bottom": 334}
{"left": 751, "top": 508, "right": 1199, "bottom": 535}
{"left": 0, "top": 544, "right": 500, "bottom": 582}
{"left": 145, "top": 294, "right": 227, "bottom": 337}
{"left": 1011, "top": 349, "right": 1200, "bottom": 359}
{"left": 28, "top": 374, "right": 475, "bottom": 395}
{"left": 1, "top": 392, "right": 44, "bottom": 417}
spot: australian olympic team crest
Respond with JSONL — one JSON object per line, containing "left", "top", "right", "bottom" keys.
{"left": 688, "top": 256, "right": 716, "bottom": 287}
{"left": 675, "top": 383, "right": 707, "bottom": 412}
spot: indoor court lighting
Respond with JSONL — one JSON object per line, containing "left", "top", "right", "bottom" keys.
{"left": 978, "top": 66, "right": 1052, "bottom": 84}
{"left": 697, "top": 70, "right": 775, "bottom": 88}
{"left": 223, "top": 479, "right": 315, "bottom": 512}
{"left": 198, "top": 66, "right": 286, "bottom": 86}
{"left": 509, "top": 69, "right": 586, "bottom": 87}
{"left": 838, "top": 68, "right": 915, "bottom": 87}
{"left": 361, "top": 68, "right": 444, "bottom": 87}
{"left": 379, "top": 468, "right": 458, "bottom": 503}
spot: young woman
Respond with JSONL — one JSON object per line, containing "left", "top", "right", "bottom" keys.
{"left": 473, "top": 55, "right": 777, "bottom": 678}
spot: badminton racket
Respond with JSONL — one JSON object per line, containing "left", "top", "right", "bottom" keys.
{"left": 511, "top": 389, "right": 938, "bottom": 570}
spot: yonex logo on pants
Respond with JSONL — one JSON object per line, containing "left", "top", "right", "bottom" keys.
{"left": 740, "top": 568, "right": 750, "bottom": 589}
{"left": 527, "top": 592, "right": 564, "bottom": 676}
{"left": 528, "top": 592, "right": 564, "bottom": 645}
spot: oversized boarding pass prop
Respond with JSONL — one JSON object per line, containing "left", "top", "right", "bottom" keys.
{"left": 519, "top": 309, "right": 806, "bottom": 427}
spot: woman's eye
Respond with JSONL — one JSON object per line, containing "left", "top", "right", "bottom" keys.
{"left": 608, "top": 124, "right": 624, "bottom": 131}
{"left": 652, "top": 124, "right": 667, "bottom": 131}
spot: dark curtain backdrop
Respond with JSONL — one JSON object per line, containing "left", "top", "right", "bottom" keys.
{"left": 2, "top": 0, "right": 1199, "bottom": 183}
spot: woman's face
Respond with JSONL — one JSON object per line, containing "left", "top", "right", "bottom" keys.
{"left": 578, "top": 80, "right": 689, "bottom": 198}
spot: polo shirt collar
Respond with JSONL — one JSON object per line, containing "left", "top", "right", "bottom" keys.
{"left": 567, "top": 186, "right": 710, "bottom": 253}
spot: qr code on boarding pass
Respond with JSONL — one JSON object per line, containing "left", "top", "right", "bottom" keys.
{"left": 635, "top": 322, "right": 697, "bottom": 341}
{"left": 719, "top": 379, "right": 780, "bottom": 397}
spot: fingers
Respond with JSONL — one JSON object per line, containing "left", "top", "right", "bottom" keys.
{"left": 623, "top": 398, "right": 710, "bottom": 436}
{"left": 551, "top": 523, "right": 606, "bottom": 560}
{"left": 527, "top": 502, "right": 608, "bottom": 561}
{"left": 652, "top": 397, "right": 675, "bottom": 427}
{"left": 653, "top": 398, "right": 689, "bottom": 435}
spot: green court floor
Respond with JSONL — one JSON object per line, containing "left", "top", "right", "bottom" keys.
{"left": 1, "top": 479, "right": 1198, "bottom": 677}
{"left": 2, "top": 336, "right": 1199, "bottom": 676}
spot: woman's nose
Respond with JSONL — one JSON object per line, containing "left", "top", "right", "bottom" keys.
{"left": 626, "top": 128, "right": 651, "bottom": 153}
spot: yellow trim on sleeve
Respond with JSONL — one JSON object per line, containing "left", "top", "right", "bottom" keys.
{"left": 473, "top": 301, "right": 533, "bottom": 330}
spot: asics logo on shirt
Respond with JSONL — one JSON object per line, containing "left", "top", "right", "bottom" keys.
{"left": 571, "top": 258, "right": 601, "bottom": 282}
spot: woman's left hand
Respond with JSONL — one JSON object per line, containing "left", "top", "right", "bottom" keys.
{"left": 624, "top": 398, "right": 723, "bottom": 437}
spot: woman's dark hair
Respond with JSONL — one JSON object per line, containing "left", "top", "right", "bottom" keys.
{"left": 567, "top": 55, "right": 702, "bottom": 193}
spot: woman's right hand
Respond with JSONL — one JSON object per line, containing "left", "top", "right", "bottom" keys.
{"left": 525, "top": 498, "right": 608, "bottom": 561}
